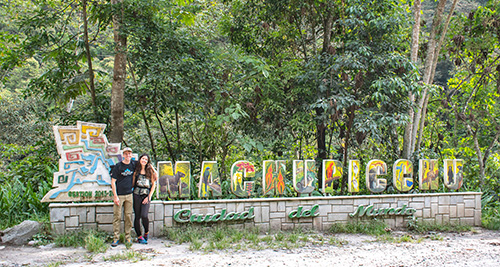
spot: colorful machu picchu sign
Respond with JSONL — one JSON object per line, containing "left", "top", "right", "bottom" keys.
{"left": 393, "top": 159, "right": 413, "bottom": 192}
{"left": 293, "top": 160, "right": 317, "bottom": 195}
{"left": 444, "top": 159, "right": 464, "bottom": 190}
{"left": 44, "top": 121, "right": 467, "bottom": 202}
{"left": 43, "top": 121, "right": 125, "bottom": 202}
{"left": 157, "top": 161, "right": 191, "bottom": 199}
{"left": 419, "top": 159, "right": 439, "bottom": 190}
{"left": 366, "top": 160, "right": 387, "bottom": 193}
{"left": 262, "top": 160, "right": 286, "bottom": 196}
{"left": 231, "top": 160, "right": 256, "bottom": 197}
{"left": 322, "top": 160, "right": 342, "bottom": 194}
{"left": 348, "top": 160, "right": 360, "bottom": 193}
{"left": 198, "top": 161, "right": 221, "bottom": 198}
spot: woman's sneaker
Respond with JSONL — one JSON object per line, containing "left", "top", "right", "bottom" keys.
{"left": 137, "top": 236, "right": 147, "bottom": 244}
{"left": 144, "top": 232, "right": 149, "bottom": 241}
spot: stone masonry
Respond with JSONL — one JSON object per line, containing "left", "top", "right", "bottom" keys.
{"left": 49, "top": 192, "right": 482, "bottom": 236}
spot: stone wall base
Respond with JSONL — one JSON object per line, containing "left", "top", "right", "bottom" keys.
{"left": 49, "top": 192, "right": 482, "bottom": 237}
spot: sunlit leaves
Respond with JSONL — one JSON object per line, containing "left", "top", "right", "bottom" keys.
{"left": 434, "top": 0, "right": 500, "bottom": 190}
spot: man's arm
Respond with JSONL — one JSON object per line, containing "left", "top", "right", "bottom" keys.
{"left": 111, "top": 178, "right": 120, "bottom": 205}
{"left": 110, "top": 164, "right": 120, "bottom": 205}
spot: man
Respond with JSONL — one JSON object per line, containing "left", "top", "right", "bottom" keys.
{"left": 110, "top": 147, "right": 135, "bottom": 247}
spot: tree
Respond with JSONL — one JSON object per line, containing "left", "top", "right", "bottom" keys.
{"left": 444, "top": 0, "right": 500, "bottom": 189}
{"left": 227, "top": 0, "right": 419, "bottom": 192}
{"left": 124, "top": 1, "right": 257, "bottom": 160}
{"left": 109, "top": 0, "right": 127, "bottom": 143}
{"left": 403, "top": 0, "right": 459, "bottom": 158}
{"left": 1, "top": 0, "right": 113, "bottom": 124}
{"left": 402, "top": 0, "right": 421, "bottom": 159}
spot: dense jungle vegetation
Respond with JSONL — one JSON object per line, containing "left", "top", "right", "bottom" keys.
{"left": 0, "top": 0, "right": 499, "bottom": 230}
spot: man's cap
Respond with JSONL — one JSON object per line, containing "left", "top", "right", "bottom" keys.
{"left": 123, "top": 147, "right": 132, "bottom": 153}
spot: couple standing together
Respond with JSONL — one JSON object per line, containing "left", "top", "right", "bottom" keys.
{"left": 110, "top": 147, "right": 157, "bottom": 246}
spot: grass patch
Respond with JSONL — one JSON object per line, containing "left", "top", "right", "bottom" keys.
{"left": 286, "top": 233, "right": 299, "bottom": 243}
{"left": 103, "top": 250, "right": 149, "bottom": 262}
{"left": 163, "top": 226, "right": 206, "bottom": 244}
{"left": 482, "top": 196, "right": 500, "bottom": 230}
{"left": 375, "top": 234, "right": 423, "bottom": 243}
{"left": 329, "top": 220, "right": 389, "bottom": 236}
{"left": 427, "top": 233, "right": 444, "bottom": 241}
{"left": 53, "top": 229, "right": 110, "bottom": 253}
{"left": 328, "top": 236, "right": 348, "bottom": 246}
{"left": 189, "top": 239, "right": 203, "bottom": 250}
{"left": 482, "top": 215, "right": 500, "bottom": 230}
{"left": 163, "top": 225, "right": 347, "bottom": 251}
{"left": 84, "top": 232, "right": 108, "bottom": 253}
{"left": 32, "top": 233, "right": 52, "bottom": 246}
{"left": 261, "top": 235, "right": 274, "bottom": 245}
{"left": 409, "top": 220, "right": 472, "bottom": 234}
{"left": 274, "top": 231, "right": 285, "bottom": 242}
{"left": 45, "top": 262, "right": 64, "bottom": 267}
{"left": 29, "top": 221, "right": 53, "bottom": 246}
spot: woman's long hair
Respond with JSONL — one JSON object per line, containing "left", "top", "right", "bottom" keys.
{"left": 134, "top": 154, "right": 157, "bottom": 183}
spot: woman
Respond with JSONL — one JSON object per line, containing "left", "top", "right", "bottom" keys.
{"left": 132, "top": 153, "right": 157, "bottom": 244}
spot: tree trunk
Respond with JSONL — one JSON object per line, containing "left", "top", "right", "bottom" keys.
{"left": 127, "top": 59, "right": 157, "bottom": 161}
{"left": 416, "top": 0, "right": 459, "bottom": 150}
{"left": 316, "top": 109, "right": 327, "bottom": 160}
{"left": 175, "top": 107, "right": 181, "bottom": 153}
{"left": 497, "top": 61, "right": 500, "bottom": 95}
{"left": 402, "top": 0, "right": 421, "bottom": 159}
{"left": 480, "top": 128, "right": 500, "bottom": 189}
{"left": 410, "top": 0, "right": 447, "bottom": 154}
{"left": 219, "top": 137, "right": 235, "bottom": 182}
{"left": 340, "top": 106, "right": 356, "bottom": 194}
{"left": 109, "top": 0, "right": 127, "bottom": 143}
{"left": 140, "top": 107, "right": 157, "bottom": 161}
{"left": 416, "top": 92, "right": 430, "bottom": 150}
{"left": 82, "top": 0, "right": 98, "bottom": 121}
{"left": 315, "top": 5, "right": 334, "bottom": 162}
{"left": 154, "top": 106, "right": 176, "bottom": 161}
{"left": 466, "top": 124, "right": 485, "bottom": 189}
{"left": 429, "top": 0, "right": 459, "bottom": 84}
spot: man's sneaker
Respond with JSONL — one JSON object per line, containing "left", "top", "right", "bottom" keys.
{"left": 111, "top": 240, "right": 119, "bottom": 247}
{"left": 137, "top": 236, "right": 147, "bottom": 244}
{"left": 144, "top": 232, "right": 149, "bottom": 241}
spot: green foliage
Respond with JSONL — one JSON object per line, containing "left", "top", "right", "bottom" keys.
{"left": 328, "top": 236, "right": 348, "bottom": 246}
{"left": 329, "top": 220, "right": 389, "bottom": 236}
{"left": 122, "top": 0, "right": 243, "bottom": 164}
{"left": 85, "top": 232, "right": 109, "bottom": 253}
{"left": 164, "top": 225, "right": 346, "bottom": 251}
{"left": 103, "top": 250, "right": 149, "bottom": 262}
{"left": 53, "top": 231, "right": 89, "bottom": 248}
{"left": 430, "top": 0, "right": 500, "bottom": 191}
{"left": 376, "top": 234, "right": 423, "bottom": 243}
{"left": 13, "top": 1, "right": 101, "bottom": 103}
{"left": 0, "top": 143, "right": 56, "bottom": 228}
{"left": 0, "top": 95, "right": 54, "bottom": 146}
{"left": 1, "top": 0, "right": 500, "bottom": 227}
{"left": 45, "top": 262, "right": 64, "bottom": 267}
{"left": 54, "top": 229, "right": 110, "bottom": 253}
{"left": 224, "top": 0, "right": 421, "bottom": 194}
{"left": 482, "top": 193, "right": 500, "bottom": 230}
{"left": 407, "top": 220, "right": 473, "bottom": 233}
{"left": 30, "top": 221, "right": 53, "bottom": 245}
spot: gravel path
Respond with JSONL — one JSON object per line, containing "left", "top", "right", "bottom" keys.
{"left": 1, "top": 229, "right": 499, "bottom": 267}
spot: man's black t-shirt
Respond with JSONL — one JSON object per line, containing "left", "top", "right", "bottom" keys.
{"left": 111, "top": 161, "right": 136, "bottom": 195}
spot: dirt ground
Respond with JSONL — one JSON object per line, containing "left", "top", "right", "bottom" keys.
{"left": 1, "top": 229, "right": 500, "bottom": 267}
